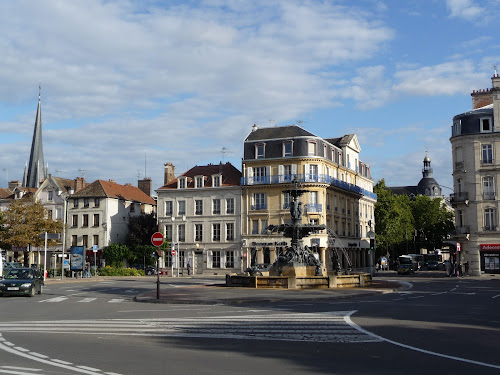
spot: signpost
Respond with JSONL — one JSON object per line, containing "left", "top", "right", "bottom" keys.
{"left": 40, "top": 232, "right": 60, "bottom": 281}
{"left": 151, "top": 232, "right": 164, "bottom": 299}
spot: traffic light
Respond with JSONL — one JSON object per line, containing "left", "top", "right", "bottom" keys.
{"left": 370, "top": 238, "right": 375, "bottom": 250}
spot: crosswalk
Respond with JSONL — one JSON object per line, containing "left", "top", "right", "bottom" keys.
{"left": 0, "top": 311, "right": 381, "bottom": 343}
{"left": 38, "top": 296, "right": 128, "bottom": 304}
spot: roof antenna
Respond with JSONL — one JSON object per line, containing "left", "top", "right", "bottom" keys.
{"left": 78, "top": 169, "right": 86, "bottom": 179}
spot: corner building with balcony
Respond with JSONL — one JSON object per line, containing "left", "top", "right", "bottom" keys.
{"left": 241, "top": 124, "right": 377, "bottom": 272}
{"left": 450, "top": 73, "right": 500, "bottom": 275}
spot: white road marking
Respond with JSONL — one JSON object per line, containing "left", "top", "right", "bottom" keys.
{"left": 0, "top": 366, "right": 42, "bottom": 371}
{"left": 492, "top": 294, "right": 500, "bottom": 299}
{"left": 345, "top": 312, "right": 500, "bottom": 370}
{"left": 108, "top": 299, "right": 125, "bottom": 303}
{"left": 39, "top": 296, "right": 68, "bottom": 303}
{"left": 78, "top": 298, "right": 97, "bottom": 303}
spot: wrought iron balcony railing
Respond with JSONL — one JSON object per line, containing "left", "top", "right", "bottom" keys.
{"left": 450, "top": 192, "right": 469, "bottom": 205}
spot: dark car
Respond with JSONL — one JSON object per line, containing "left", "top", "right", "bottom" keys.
{"left": 425, "top": 260, "right": 440, "bottom": 270}
{"left": 0, "top": 268, "right": 44, "bottom": 297}
{"left": 144, "top": 265, "right": 156, "bottom": 276}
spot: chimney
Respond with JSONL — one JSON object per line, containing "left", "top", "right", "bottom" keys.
{"left": 74, "top": 177, "right": 86, "bottom": 192}
{"left": 8, "top": 180, "right": 22, "bottom": 191}
{"left": 108, "top": 179, "right": 116, "bottom": 184}
{"left": 138, "top": 178, "right": 152, "bottom": 197}
{"left": 471, "top": 88, "right": 494, "bottom": 110}
{"left": 252, "top": 124, "right": 258, "bottom": 132}
{"left": 164, "top": 162, "right": 175, "bottom": 185}
{"left": 493, "top": 72, "right": 500, "bottom": 132}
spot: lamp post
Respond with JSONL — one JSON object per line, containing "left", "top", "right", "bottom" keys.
{"left": 367, "top": 220, "right": 375, "bottom": 276}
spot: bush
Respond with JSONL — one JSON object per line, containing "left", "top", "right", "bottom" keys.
{"left": 97, "top": 267, "right": 145, "bottom": 276}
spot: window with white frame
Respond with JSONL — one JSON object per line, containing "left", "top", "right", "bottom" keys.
{"left": 195, "top": 176, "right": 204, "bottom": 188}
{"left": 226, "top": 251, "right": 234, "bottom": 268}
{"left": 308, "top": 141, "right": 317, "bottom": 156}
{"left": 261, "top": 219, "right": 268, "bottom": 234}
{"left": 226, "top": 222, "right": 234, "bottom": 241}
{"left": 481, "top": 117, "right": 492, "bottom": 132}
{"left": 195, "top": 224, "right": 203, "bottom": 242}
{"left": 178, "top": 224, "right": 186, "bottom": 242}
{"left": 252, "top": 219, "right": 259, "bottom": 234}
{"left": 179, "top": 178, "right": 186, "bottom": 189}
{"left": 56, "top": 208, "right": 62, "bottom": 220}
{"left": 48, "top": 190, "right": 53, "bottom": 201}
{"left": 283, "top": 192, "right": 291, "bottom": 209}
{"left": 252, "top": 193, "right": 267, "bottom": 210}
{"left": 93, "top": 214, "right": 99, "bottom": 227}
{"left": 178, "top": 201, "right": 186, "bottom": 215}
{"left": 165, "top": 201, "right": 173, "bottom": 216}
{"left": 453, "top": 120, "right": 461, "bottom": 136}
{"left": 212, "top": 223, "right": 221, "bottom": 241}
{"left": 283, "top": 141, "right": 292, "bottom": 157}
{"left": 253, "top": 167, "right": 267, "bottom": 183}
{"left": 226, "top": 198, "right": 234, "bottom": 214}
{"left": 213, "top": 175, "right": 221, "bottom": 187}
{"left": 484, "top": 208, "right": 496, "bottom": 230}
{"left": 165, "top": 225, "right": 173, "bottom": 241}
{"left": 482, "top": 144, "right": 493, "bottom": 164}
{"left": 483, "top": 176, "right": 495, "bottom": 200}
{"left": 256, "top": 143, "right": 265, "bottom": 159}
{"left": 213, "top": 199, "right": 221, "bottom": 214}
{"left": 195, "top": 199, "right": 203, "bottom": 215}
{"left": 212, "top": 251, "right": 221, "bottom": 268}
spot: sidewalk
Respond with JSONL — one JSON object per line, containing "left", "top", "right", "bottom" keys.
{"left": 134, "top": 278, "right": 405, "bottom": 306}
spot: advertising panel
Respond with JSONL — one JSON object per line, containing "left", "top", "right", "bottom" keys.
{"left": 70, "top": 246, "right": 84, "bottom": 271}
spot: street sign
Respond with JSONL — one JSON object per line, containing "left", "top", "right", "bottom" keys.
{"left": 92, "top": 245, "right": 98, "bottom": 252}
{"left": 151, "top": 232, "right": 164, "bottom": 247}
{"left": 171, "top": 249, "right": 176, "bottom": 256}
{"left": 457, "top": 242, "right": 461, "bottom": 252}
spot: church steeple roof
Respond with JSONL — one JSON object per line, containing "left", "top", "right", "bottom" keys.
{"left": 23, "top": 86, "right": 46, "bottom": 188}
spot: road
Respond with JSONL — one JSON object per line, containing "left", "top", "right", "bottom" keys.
{"left": 0, "top": 274, "right": 499, "bottom": 375}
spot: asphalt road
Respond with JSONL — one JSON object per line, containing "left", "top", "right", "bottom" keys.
{"left": 0, "top": 273, "right": 499, "bottom": 375}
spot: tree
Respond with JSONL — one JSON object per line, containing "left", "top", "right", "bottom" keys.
{"left": 126, "top": 212, "right": 158, "bottom": 267}
{"left": 101, "top": 243, "right": 130, "bottom": 268}
{"left": 0, "top": 198, "right": 64, "bottom": 265}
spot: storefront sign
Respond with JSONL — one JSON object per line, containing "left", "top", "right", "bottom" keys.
{"left": 480, "top": 244, "right": 500, "bottom": 251}
{"left": 250, "top": 241, "right": 288, "bottom": 247}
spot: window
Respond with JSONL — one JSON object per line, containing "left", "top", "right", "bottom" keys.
{"left": 82, "top": 214, "right": 89, "bottom": 227}
{"left": 212, "top": 251, "right": 221, "bottom": 268}
{"left": 457, "top": 178, "right": 463, "bottom": 194}
{"left": 226, "top": 251, "right": 234, "bottom": 268}
{"left": 178, "top": 224, "right": 186, "bottom": 242}
{"left": 226, "top": 198, "right": 234, "bottom": 214}
{"left": 226, "top": 223, "right": 234, "bottom": 241}
{"left": 195, "top": 224, "right": 203, "bottom": 242}
{"left": 195, "top": 176, "right": 204, "bottom": 188}
{"left": 283, "top": 164, "right": 293, "bottom": 182}
{"left": 283, "top": 192, "right": 291, "bottom": 209}
{"left": 48, "top": 190, "right": 53, "bottom": 201}
{"left": 482, "top": 144, "right": 493, "bottom": 164}
{"left": 308, "top": 141, "right": 317, "bottom": 156}
{"left": 334, "top": 196, "right": 338, "bottom": 211}
{"left": 261, "top": 219, "right": 268, "bottom": 234}
{"left": 252, "top": 220, "right": 259, "bottom": 234}
{"left": 165, "top": 225, "right": 173, "bottom": 241}
{"left": 253, "top": 167, "right": 267, "bottom": 184}
{"left": 252, "top": 193, "right": 267, "bottom": 210}
{"left": 213, "top": 223, "right": 221, "bottom": 241}
{"left": 165, "top": 201, "right": 173, "bottom": 216}
{"left": 484, "top": 208, "right": 496, "bottom": 230}
{"left": 93, "top": 235, "right": 99, "bottom": 247}
{"left": 179, "top": 178, "right": 186, "bottom": 189}
{"left": 94, "top": 198, "right": 100, "bottom": 207}
{"left": 130, "top": 203, "right": 135, "bottom": 212}
{"left": 73, "top": 199, "right": 79, "bottom": 208}
{"left": 283, "top": 141, "right": 292, "bottom": 157}
{"left": 458, "top": 210, "right": 464, "bottom": 227}
{"left": 483, "top": 176, "right": 495, "bottom": 200}
{"left": 178, "top": 201, "right": 186, "bottom": 215}
{"left": 306, "top": 164, "right": 318, "bottom": 181}
{"left": 481, "top": 117, "right": 492, "bottom": 132}
{"left": 256, "top": 144, "right": 265, "bottom": 159}
{"left": 82, "top": 235, "right": 88, "bottom": 248}
{"left": 213, "top": 199, "right": 221, "bottom": 214}
{"left": 84, "top": 198, "right": 90, "bottom": 208}
{"left": 72, "top": 215, "right": 78, "bottom": 227}
{"left": 453, "top": 120, "right": 461, "bottom": 136}
{"left": 213, "top": 175, "right": 221, "bottom": 187}
{"left": 72, "top": 235, "right": 77, "bottom": 247}
{"left": 195, "top": 200, "right": 203, "bottom": 215}
{"left": 56, "top": 208, "right": 62, "bottom": 220}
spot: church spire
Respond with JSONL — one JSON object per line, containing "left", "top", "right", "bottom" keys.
{"left": 24, "top": 84, "right": 46, "bottom": 188}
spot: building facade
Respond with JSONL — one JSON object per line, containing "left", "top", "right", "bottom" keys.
{"left": 450, "top": 73, "right": 500, "bottom": 275}
{"left": 156, "top": 163, "right": 242, "bottom": 275}
{"left": 241, "top": 124, "right": 376, "bottom": 273}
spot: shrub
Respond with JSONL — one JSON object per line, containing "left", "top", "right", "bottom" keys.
{"left": 97, "top": 267, "right": 145, "bottom": 276}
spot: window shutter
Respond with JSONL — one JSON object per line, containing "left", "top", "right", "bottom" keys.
{"left": 304, "top": 164, "right": 310, "bottom": 181}
{"left": 266, "top": 166, "right": 271, "bottom": 180}
{"left": 207, "top": 251, "right": 213, "bottom": 269}
{"left": 221, "top": 252, "right": 226, "bottom": 268}
{"left": 278, "top": 165, "right": 284, "bottom": 182}
{"left": 291, "top": 164, "right": 297, "bottom": 176}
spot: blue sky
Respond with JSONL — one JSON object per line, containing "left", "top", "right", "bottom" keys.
{"left": 1, "top": 0, "right": 499, "bottom": 194}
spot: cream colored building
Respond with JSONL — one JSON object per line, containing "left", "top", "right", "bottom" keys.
{"left": 450, "top": 73, "right": 500, "bottom": 275}
{"left": 241, "top": 124, "right": 376, "bottom": 273}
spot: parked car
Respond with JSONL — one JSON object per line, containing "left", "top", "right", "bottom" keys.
{"left": 144, "top": 265, "right": 157, "bottom": 276}
{"left": 0, "top": 268, "right": 44, "bottom": 297}
{"left": 397, "top": 255, "right": 415, "bottom": 275}
{"left": 425, "top": 260, "right": 440, "bottom": 270}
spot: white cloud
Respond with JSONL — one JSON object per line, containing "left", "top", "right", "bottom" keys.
{"left": 445, "top": 0, "right": 485, "bottom": 21}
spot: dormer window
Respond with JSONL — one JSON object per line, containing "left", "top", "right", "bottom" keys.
{"left": 283, "top": 141, "right": 293, "bottom": 157}
{"left": 481, "top": 117, "right": 492, "bottom": 133}
{"left": 213, "top": 175, "right": 221, "bottom": 187}
{"left": 308, "top": 141, "right": 317, "bottom": 156}
{"left": 453, "top": 120, "right": 461, "bottom": 136}
{"left": 178, "top": 177, "right": 186, "bottom": 189}
{"left": 256, "top": 143, "right": 265, "bottom": 159}
{"left": 195, "top": 176, "right": 204, "bottom": 188}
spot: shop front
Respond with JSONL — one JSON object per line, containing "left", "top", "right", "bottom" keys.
{"left": 480, "top": 244, "right": 500, "bottom": 274}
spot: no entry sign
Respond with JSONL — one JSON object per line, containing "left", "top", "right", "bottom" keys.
{"left": 151, "top": 232, "right": 164, "bottom": 247}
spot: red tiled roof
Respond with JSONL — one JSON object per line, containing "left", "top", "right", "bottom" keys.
{"left": 72, "top": 180, "right": 156, "bottom": 205}
{"left": 158, "top": 162, "right": 241, "bottom": 190}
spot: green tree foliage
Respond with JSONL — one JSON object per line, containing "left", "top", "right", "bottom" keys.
{"left": 102, "top": 243, "right": 130, "bottom": 267}
{"left": 0, "top": 198, "right": 64, "bottom": 249}
{"left": 125, "top": 212, "right": 158, "bottom": 266}
{"left": 374, "top": 179, "right": 454, "bottom": 257}
{"left": 0, "top": 211, "right": 9, "bottom": 250}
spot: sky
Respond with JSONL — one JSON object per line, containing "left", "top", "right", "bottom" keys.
{"left": 1, "top": 0, "right": 499, "bottom": 195}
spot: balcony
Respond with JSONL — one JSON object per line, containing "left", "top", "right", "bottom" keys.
{"left": 305, "top": 203, "right": 323, "bottom": 213}
{"left": 483, "top": 226, "right": 498, "bottom": 231}
{"left": 453, "top": 226, "right": 470, "bottom": 236}
{"left": 483, "top": 192, "right": 496, "bottom": 201}
{"left": 450, "top": 192, "right": 469, "bottom": 206}
{"left": 251, "top": 204, "right": 267, "bottom": 210}
{"left": 241, "top": 173, "right": 377, "bottom": 200}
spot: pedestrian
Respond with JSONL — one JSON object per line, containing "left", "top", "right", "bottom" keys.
{"left": 187, "top": 262, "right": 191, "bottom": 276}
{"left": 445, "top": 260, "right": 451, "bottom": 277}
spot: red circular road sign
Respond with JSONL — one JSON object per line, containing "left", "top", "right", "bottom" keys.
{"left": 151, "top": 232, "right": 164, "bottom": 247}
{"left": 171, "top": 249, "right": 176, "bottom": 256}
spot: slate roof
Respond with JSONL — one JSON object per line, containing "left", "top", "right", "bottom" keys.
{"left": 245, "top": 125, "right": 316, "bottom": 141}
{"left": 52, "top": 177, "right": 87, "bottom": 193}
{"left": 158, "top": 162, "right": 242, "bottom": 190}
{"left": 72, "top": 180, "right": 156, "bottom": 205}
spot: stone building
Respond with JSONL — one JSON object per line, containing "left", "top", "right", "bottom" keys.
{"left": 450, "top": 72, "right": 500, "bottom": 275}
